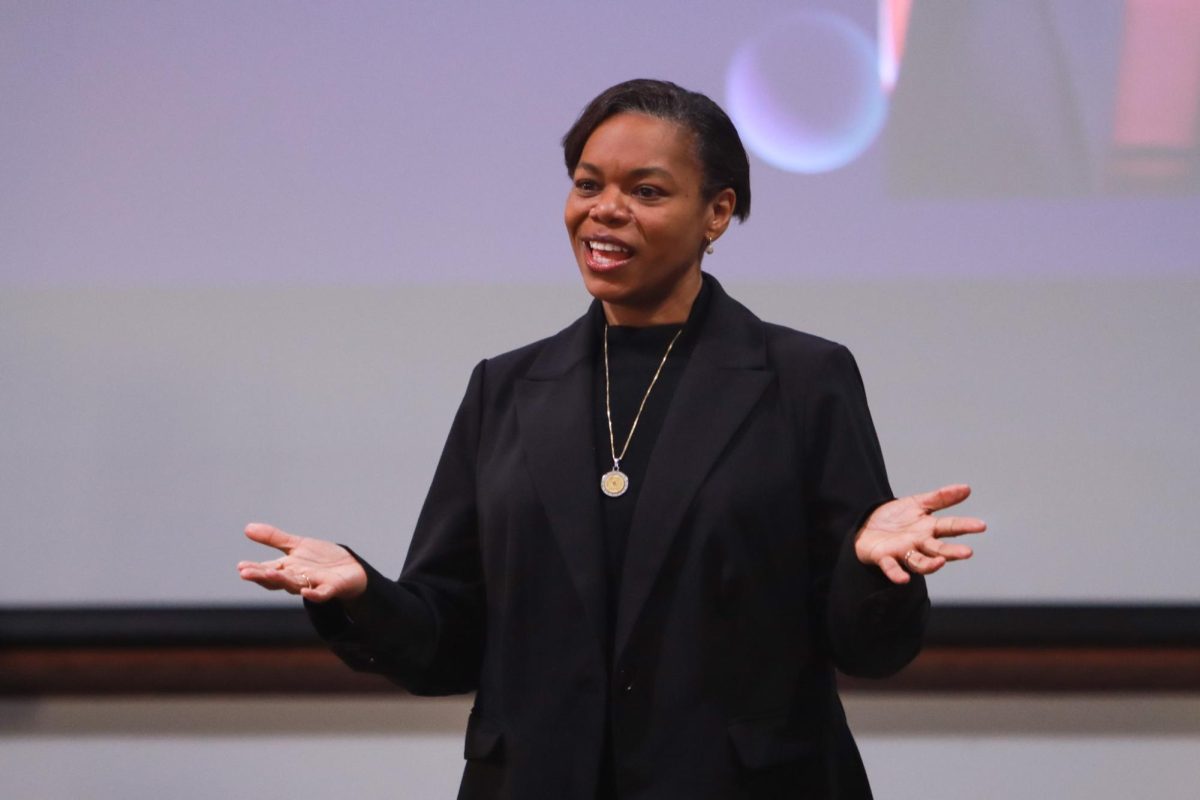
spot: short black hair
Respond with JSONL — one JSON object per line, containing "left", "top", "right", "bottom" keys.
{"left": 562, "top": 79, "right": 751, "bottom": 222}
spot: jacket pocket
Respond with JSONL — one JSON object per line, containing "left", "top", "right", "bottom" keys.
{"left": 727, "top": 712, "right": 817, "bottom": 770}
{"left": 463, "top": 712, "right": 505, "bottom": 761}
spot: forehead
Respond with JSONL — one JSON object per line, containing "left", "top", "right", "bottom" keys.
{"left": 578, "top": 113, "right": 700, "bottom": 176}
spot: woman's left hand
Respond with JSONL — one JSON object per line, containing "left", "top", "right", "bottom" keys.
{"left": 855, "top": 484, "right": 986, "bottom": 584}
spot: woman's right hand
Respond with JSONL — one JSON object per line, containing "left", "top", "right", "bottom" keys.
{"left": 237, "top": 523, "right": 367, "bottom": 603}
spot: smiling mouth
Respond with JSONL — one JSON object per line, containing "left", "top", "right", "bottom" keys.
{"left": 585, "top": 239, "right": 635, "bottom": 270}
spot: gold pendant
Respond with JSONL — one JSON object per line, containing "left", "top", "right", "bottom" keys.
{"left": 601, "top": 469, "right": 629, "bottom": 498}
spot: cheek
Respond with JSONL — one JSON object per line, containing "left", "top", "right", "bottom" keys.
{"left": 648, "top": 214, "right": 698, "bottom": 254}
{"left": 564, "top": 196, "right": 588, "bottom": 232}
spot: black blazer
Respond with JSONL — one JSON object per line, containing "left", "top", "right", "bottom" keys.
{"left": 309, "top": 275, "right": 928, "bottom": 799}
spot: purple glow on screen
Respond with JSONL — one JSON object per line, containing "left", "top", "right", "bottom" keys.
{"left": 726, "top": 11, "right": 887, "bottom": 174}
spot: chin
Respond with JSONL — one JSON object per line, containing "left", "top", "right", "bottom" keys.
{"left": 577, "top": 262, "right": 619, "bottom": 298}
{"left": 579, "top": 270, "right": 637, "bottom": 308}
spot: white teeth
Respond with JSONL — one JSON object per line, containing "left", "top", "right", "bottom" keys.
{"left": 589, "top": 240, "right": 631, "bottom": 253}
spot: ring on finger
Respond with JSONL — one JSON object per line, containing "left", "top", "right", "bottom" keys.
{"left": 903, "top": 550, "right": 916, "bottom": 569}
{"left": 301, "top": 573, "right": 311, "bottom": 589}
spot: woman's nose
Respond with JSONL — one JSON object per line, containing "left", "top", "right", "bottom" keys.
{"left": 589, "top": 187, "right": 630, "bottom": 224}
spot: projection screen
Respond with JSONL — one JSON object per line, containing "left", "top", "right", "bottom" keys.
{"left": 2, "top": 0, "right": 1197, "bottom": 607}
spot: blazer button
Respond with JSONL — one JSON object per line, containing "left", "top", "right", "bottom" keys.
{"left": 622, "top": 683, "right": 633, "bottom": 694}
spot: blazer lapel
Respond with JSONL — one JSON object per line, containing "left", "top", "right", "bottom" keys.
{"left": 515, "top": 310, "right": 608, "bottom": 657}
{"left": 614, "top": 278, "right": 773, "bottom": 660}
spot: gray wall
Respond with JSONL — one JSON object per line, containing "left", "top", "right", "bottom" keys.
{"left": 4, "top": 280, "right": 1197, "bottom": 605}
{"left": 3, "top": 694, "right": 1198, "bottom": 799}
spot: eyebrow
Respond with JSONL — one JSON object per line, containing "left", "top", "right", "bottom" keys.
{"left": 576, "top": 161, "right": 675, "bottom": 181}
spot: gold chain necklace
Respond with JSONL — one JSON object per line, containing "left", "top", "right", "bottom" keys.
{"left": 600, "top": 323, "right": 684, "bottom": 498}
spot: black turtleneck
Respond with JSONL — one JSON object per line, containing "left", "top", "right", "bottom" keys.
{"left": 589, "top": 276, "right": 713, "bottom": 662}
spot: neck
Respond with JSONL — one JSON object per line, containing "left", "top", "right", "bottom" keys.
{"left": 602, "top": 271, "right": 702, "bottom": 327}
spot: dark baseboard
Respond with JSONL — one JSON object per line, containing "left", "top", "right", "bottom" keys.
{"left": 2, "top": 603, "right": 1197, "bottom": 648}
{"left": 2, "top": 605, "right": 1198, "bottom": 695}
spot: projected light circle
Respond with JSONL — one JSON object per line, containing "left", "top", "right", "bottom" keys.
{"left": 726, "top": 11, "right": 887, "bottom": 173}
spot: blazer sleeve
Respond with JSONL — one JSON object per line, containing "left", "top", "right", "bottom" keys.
{"left": 803, "top": 344, "right": 929, "bottom": 678}
{"left": 304, "top": 360, "right": 487, "bottom": 695}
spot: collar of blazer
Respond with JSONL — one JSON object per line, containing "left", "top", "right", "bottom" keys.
{"left": 515, "top": 273, "right": 773, "bottom": 663}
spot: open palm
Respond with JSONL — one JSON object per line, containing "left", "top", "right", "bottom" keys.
{"left": 855, "top": 484, "right": 986, "bottom": 584}
{"left": 237, "top": 523, "right": 367, "bottom": 603}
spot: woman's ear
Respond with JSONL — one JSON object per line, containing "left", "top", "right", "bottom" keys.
{"left": 708, "top": 187, "right": 737, "bottom": 242}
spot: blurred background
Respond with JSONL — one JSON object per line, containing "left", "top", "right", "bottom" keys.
{"left": 2, "top": 1, "right": 1197, "bottom": 797}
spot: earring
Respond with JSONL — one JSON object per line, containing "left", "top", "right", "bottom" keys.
{"left": 705, "top": 237, "right": 715, "bottom": 255}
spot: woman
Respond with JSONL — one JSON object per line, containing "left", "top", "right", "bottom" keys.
{"left": 238, "top": 79, "right": 984, "bottom": 799}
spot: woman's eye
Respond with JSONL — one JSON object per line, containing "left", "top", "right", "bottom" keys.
{"left": 574, "top": 179, "right": 599, "bottom": 194}
{"left": 633, "top": 185, "right": 663, "bottom": 199}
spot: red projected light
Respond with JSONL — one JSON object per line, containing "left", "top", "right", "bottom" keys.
{"left": 1110, "top": 0, "right": 1200, "bottom": 189}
